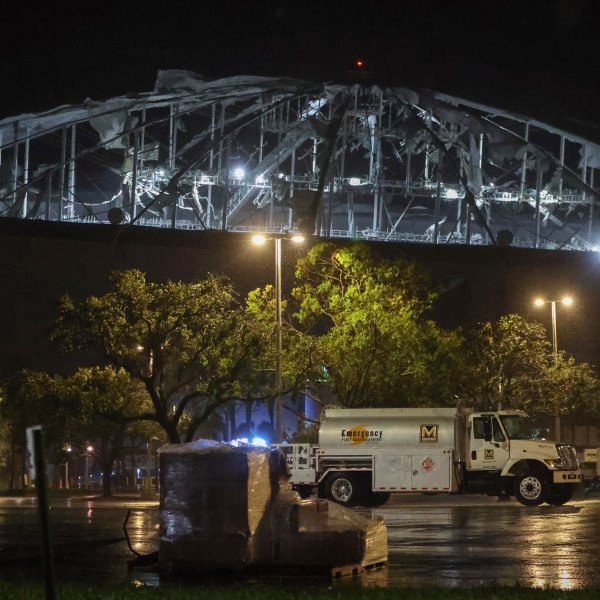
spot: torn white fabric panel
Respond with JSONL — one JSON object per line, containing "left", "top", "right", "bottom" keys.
{"left": 579, "top": 145, "right": 600, "bottom": 169}
{"left": 390, "top": 87, "right": 419, "bottom": 106}
{"left": 88, "top": 109, "right": 129, "bottom": 149}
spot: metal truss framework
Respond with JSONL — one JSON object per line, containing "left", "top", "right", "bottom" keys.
{"left": 1, "top": 71, "right": 600, "bottom": 250}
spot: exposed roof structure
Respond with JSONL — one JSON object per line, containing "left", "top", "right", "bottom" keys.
{"left": 1, "top": 70, "right": 600, "bottom": 250}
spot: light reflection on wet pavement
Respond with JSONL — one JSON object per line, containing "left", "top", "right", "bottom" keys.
{"left": 1, "top": 493, "right": 600, "bottom": 589}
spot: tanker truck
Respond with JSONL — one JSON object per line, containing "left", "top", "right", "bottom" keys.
{"left": 274, "top": 406, "right": 581, "bottom": 507}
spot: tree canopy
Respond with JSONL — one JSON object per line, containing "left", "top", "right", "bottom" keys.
{"left": 52, "top": 269, "right": 270, "bottom": 443}
{"left": 457, "top": 313, "right": 600, "bottom": 423}
{"left": 289, "top": 241, "right": 463, "bottom": 407}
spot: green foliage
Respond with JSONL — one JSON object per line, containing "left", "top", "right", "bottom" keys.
{"left": 458, "top": 314, "right": 600, "bottom": 421}
{"left": 0, "top": 366, "right": 165, "bottom": 494}
{"left": 458, "top": 314, "right": 552, "bottom": 410}
{"left": 52, "top": 269, "right": 270, "bottom": 442}
{"left": 539, "top": 357, "right": 600, "bottom": 419}
{"left": 0, "top": 370, "right": 77, "bottom": 461}
{"left": 290, "top": 241, "right": 460, "bottom": 407}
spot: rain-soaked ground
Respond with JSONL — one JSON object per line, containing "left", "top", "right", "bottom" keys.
{"left": 1, "top": 489, "right": 600, "bottom": 590}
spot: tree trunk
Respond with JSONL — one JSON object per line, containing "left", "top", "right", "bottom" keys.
{"left": 8, "top": 432, "right": 16, "bottom": 490}
{"left": 101, "top": 457, "right": 115, "bottom": 497}
{"left": 166, "top": 421, "right": 180, "bottom": 443}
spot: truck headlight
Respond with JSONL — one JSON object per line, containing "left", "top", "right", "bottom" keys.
{"left": 544, "top": 459, "right": 563, "bottom": 468}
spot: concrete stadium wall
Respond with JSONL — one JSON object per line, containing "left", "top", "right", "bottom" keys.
{"left": 1, "top": 218, "right": 600, "bottom": 374}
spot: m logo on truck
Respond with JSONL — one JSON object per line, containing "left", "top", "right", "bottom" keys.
{"left": 420, "top": 424, "right": 439, "bottom": 443}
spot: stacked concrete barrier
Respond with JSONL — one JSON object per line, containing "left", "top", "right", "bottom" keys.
{"left": 158, "top": 440, "right": 387, "bottom": 574}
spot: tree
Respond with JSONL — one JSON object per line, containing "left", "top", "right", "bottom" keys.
{"left": 245, "top": 284, "right": 324, "bottom": 432}
{"left": 61, "top": 366, "right": 164, "bottom": 496}
{"left": 52, "top": 269, "right": 270, "bottom": 443}
{"left": 290, "top": 241, "right": 462, "bottom": 407}
{"left": 458, "top": 314, "right": 551, "bottom": 410}
{"left": 537, "top": 356, "right": 600, "bottom": 420}
{"left": 0, "top": 370, "right": 76, "bottom": 489}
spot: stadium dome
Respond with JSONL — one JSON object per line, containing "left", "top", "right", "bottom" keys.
{"left": 1, "top": 70, "right": 599, "bottom": 251}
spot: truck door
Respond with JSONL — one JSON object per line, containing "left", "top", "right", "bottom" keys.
{"left": 468, "top": 415, "right": 510, "bottom": 471}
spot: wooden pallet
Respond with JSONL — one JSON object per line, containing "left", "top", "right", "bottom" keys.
{"left": 331, "top": 559, "right": 388, "bottom": 579}
{"left": 130, "top": 557, "right": 388, "bottom": 580}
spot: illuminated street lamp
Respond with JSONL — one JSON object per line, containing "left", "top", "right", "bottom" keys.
{"left": 252, "top": 233, "right": 304, "bottom": 442}
{"left": 84, "top": 444, "right": 94, "bottom": 490}
{"left": 63, "top": 444, "right": 72, "bottom": 489}
{"left": 533, "top": 296, "right": 573, "bottom": 366}
{"left": 534, "top": 296, "right": 573, "bottom": 441}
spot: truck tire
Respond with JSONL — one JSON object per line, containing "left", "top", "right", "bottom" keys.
{"left": 295, "top": 485, "right": 313, "bottom": 499}
{"left": 545, "top": 484, "right": 574, "bottom": 506}
{"left": 514, "top": 472, "right": 548, "bottom": 506}
{"left": 324, "top": 473, "right": 362, "bottom": 506}
{"left": 364, "top": 491, "right": 391, "bottom": 507}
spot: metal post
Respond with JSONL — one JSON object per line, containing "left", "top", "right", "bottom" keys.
{"left": 32, "top": 428, "right": 56, "bottom": 600}
{"left": 144, "top": 441, "right": 152, "bottom": 494}
{"left": 559, "top": 135, "right": 565, "bottom": 201}
{"left": 589, "top": 168, "right": 595, "bottom": 244}
{"left": 551, "top": 300, "right": 558, "bottom": 366}
{"left": 168, "top": 103, "right": 176, "bottom": 172}
{"left": 207, "top": 103, "right": 216, "bottom": 229}
{"left": 139, "top": 107, "right": 146, "bottom": 170}
{"left": 131, "top": 131, "right": 138, "bottom": 220}
{"left": 68, "top": 124, "right": 76, "bottom": 220}
{"left": 22, "top": 127, "right": 30, "bottom": 218}
{"left": 434, "top": 155, "right": 443, "bottom": 244}
{"left": 85, "top": 451, "right": 90, "bottom": 490}
{"left": 519, "top": 122, "right": 530, "bottom": 202}
{"left": 534, "top": 165, "right": 542, "bottom": 248}
{"left": 12, "top": 122, "right": 19, "bottom": 210}
{"left": 58, "top": 128, "right": 67, "bottom": 221}
{"left": 275, "top": 237, "right": 283, "bottom": 442}
{"left": 551, "top": 300, "right": 560, "bottom": 440}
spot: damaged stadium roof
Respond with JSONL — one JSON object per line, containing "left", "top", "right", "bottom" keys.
{"left": 1, "top": 69, "right": 600, "bottom": 251}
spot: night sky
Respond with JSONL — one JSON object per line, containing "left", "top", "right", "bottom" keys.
{"left": 2, "top": 0, "right": 600, "bottom": 369}
{"left": 3, "top": 0, "right": 600, "bottom": 130}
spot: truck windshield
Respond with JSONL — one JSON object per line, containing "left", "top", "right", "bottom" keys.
{"left": 500, "top": 415, "right": 550, "bottom": 440}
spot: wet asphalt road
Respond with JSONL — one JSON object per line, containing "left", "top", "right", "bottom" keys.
{"left": 1, "top": 490, "right": 599, "bottom": 590}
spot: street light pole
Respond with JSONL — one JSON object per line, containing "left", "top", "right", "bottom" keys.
{"left": 534, "top": 296, "right": 573, "bottom": 441}
{"left": 252, "top": 233, "right": 304, "bottom": 443}
{"left": 551, "top": 300, "right": 558, "bottom": 366}
{"left": 84, "top": 445, "right": 93, "bottom": 490}
{"left": 275, "top": 237, "right": 283, "bottom": 443}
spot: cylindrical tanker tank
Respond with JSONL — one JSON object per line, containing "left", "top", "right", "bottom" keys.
{"left": 318, "top": 407, "right": 458, "bottom": 452}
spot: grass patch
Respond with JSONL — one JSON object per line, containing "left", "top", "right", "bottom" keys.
{"left": 1, "top": 583, "right": 599, "bottom": 600}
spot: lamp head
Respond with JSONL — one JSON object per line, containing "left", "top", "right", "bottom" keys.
{"left": 252, "top": 234, "right": 267, "bottom": 245}
{"left": 534, "top": 298, "right": 545, "bottom": 306}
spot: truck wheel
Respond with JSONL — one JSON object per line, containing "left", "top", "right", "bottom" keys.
{"left": 545, "top": 484, "right": 574, "bottom": 506}
{"left": 325, "top": 473, "right": 362, "bottom": 506}
{"left": 295, "top": 485, "right": 313, "bottom": 499}
{"left": 514, "top": 472, "right": 548, "bottom": 506}
{"left": 364, "top": 491, "right": 391, "bottom": 507}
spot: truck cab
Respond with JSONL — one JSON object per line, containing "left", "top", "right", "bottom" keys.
{"left": 464, "top": 410, "right": 581, "bottom": 505}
